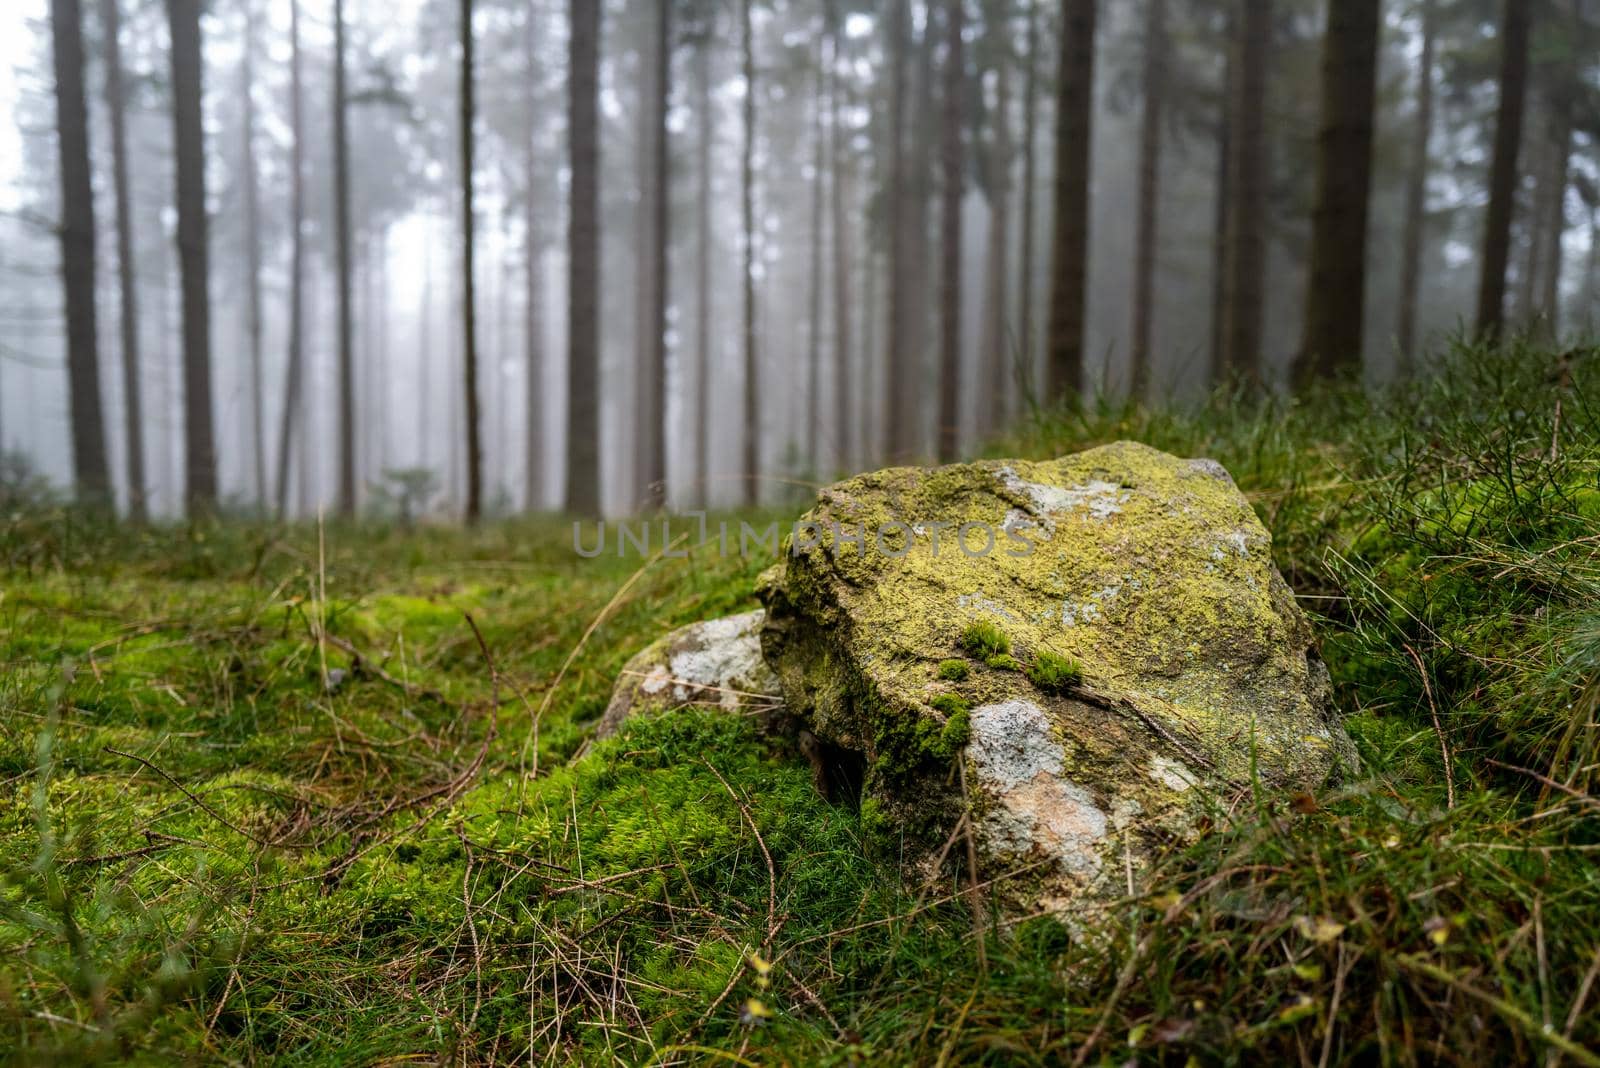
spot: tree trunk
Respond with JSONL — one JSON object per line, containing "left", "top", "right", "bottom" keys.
{"left": 276, "top": 0, "right": 306, "bottom": 518}
{"left": 1396, "top": 0, "right": 1435, "bottom": 372}
{"left": 566, "top": 0, "right": 601, "bottom": 516}
{"left": 936, "top": 0, "right": 965, "bottom": 462}
{"left": 1015, "top": 0, "right": 1040, "bottom": 405}
{"left": 693, "top": 27, "right": 713, "bottom": 507}
{"left": 51, "top": 0, "right": 111, "bottom": 506}
{"left": 1475, "top": 0, "right": 1532, "bottom": 340}
{"left": 99, "top": 0, "right": 144, "bottom": 519}
{"left": 827, "top": 2, "right": 852, "bottom": 474}
{"left": 460, "top": 0, "right": 483, "bottom": 522}
{"left": 637, "top": 0, "right": 669, "bottom": 510}
{"left": 979, "top": 0, "right": 1010, "bottom": 437}
{"left": 884, "top": 0, "right": 912, "bottom": 461}
{"left": 165, "top": 0, "right": 216, "bottom": 513}
{"left": 1219, "top": 0, "right": 1269, "bottom": 385}
{"left": 524, "top": 2, "right": 543, "bottom": 513}
{"left": 331, "top": 0, "right": 356, "bottom": 514}
{"left": 1207, "top": 8, "right": 1234, "bottom": 383}
{"left": 1128, "top": 0, "right": 1166, "bottom": 401}
{"left": 1538, "top": 117, "right": 1573, "bottom": 335}
{"left": 1045, "top": 0, "right": 1096, "bottom": 404}
{"left": 242, "top": 0, "right": 266, "bottom": 508}
{"left": 1295, "top": 0, "right": 1380, "bottom": 387}
{"left": 740, "top": 0, "right": 758, "bottom": 505}
{"left": 806, "top": 33, "right": 825, "bottom": 472}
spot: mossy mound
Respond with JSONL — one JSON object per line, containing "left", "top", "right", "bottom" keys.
{"left": 759, "top": 441, "right": 1355, "bottom": 909}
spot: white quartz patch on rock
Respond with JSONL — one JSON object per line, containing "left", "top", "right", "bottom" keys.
{"left": 968, "top": 701, "right": 1109, "bottom": 880}
{"left": 597, "top": 610, "right": 780, "bottom": 738}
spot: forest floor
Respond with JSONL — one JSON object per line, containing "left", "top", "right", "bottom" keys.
{"left": 4, "top": 340, "right": 1600, "bottom": 1065}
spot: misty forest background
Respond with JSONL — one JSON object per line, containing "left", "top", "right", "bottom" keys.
{"left": 4, "top": 0, "right": 1599, "bottom": 522}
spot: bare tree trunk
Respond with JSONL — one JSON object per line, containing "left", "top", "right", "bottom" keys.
{"left": 1045, "top": 0, "right": 1096, "bottom": 403}
{"left": 100, "top": 0, "right": 144, "bottom": 518}
{"left": 1207, "top": 8, "right": 1234, "bottom": 383}
{"left": 524, "top": 2, "right": 543, "bottom": 513}
{"left": 276, "top": 0, "right": 306, "bottom": 518}
{"left": 165, "top": 0, "right": 216, "bottom": 513}
{"left": 884, "top": 0, "right": 912, "bottom": 461}
{"left": 1396, "top": 0, "right": 1435, "bottom": 372}
{"left": 637, "top": 0, "right": 669, "bottom": 510}
{"left": 693, "top": 27, "right": 713, "bottom": 507}
{"left": 1128, "top": 0, "right": 1166, "bottom": 401}
{"left": 979, "top": 0, "right": 1010, "bottom": 437}
{"left": 937, "top": 0, "right": 965, "bottom": 462}
{"left": 51, "top": 0, "right": 111, "bottom": 506}
{"left": 1475, "top": 0, "right": 1532, "bottom": 340}
{"left": 242, "top": 0, "right": 266, "bottom": 509}
{"left": 806, "top": 33, "right": 825, "bottom": 472}
{"left": 460, "top": 0, "right": 483, "bottom": 522}
{"left": 740, "top": 0, "right": 758, "bottom": 505}
{"left": 566, "top": 0, "right": 601, "bottom": 516}
{"left": 1539, "top": 118, "right": 1573, "bottom": 335}
{"left": 1016, "top": 0, "right": 1040, "bottom": 404}
{"left": 906, "top": 26, "right": 935, "bottom": 452}
{"left": 827, "top": 2, "right": 852, "bottom": 473}
{"left": 1220, "top": 0, "right": 1269, "bottom": 385}
{"left": 331, "top": 0, "right": 356, "bottom": 514}
{"left": 1295, "top": 0, "right": 1380, "bottom": 387}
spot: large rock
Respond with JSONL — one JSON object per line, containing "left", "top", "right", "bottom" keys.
{"left": 758, "top": 441, "right": 1354, "bottom": 910}
{"left": 594, "top": 610, "right": 782, "bottom": 740}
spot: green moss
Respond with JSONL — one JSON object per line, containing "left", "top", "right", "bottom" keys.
{"left": 929, "top": 693, "right": 970, "bottom": 718}
{"left": 986, "top": 653, "right": 1021, "bottom": 671}
{"left": 1028, "top": 649, "right": 1083, "bottom": 693}
{"left": 960, "top": 620, "right": 1010, "bottom": 659}
{"left": 937, "top": 658, "right": 970, "bottom": 681}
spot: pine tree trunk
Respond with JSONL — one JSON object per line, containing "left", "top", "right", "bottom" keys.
{"left": 1475, "top": 0, "right": 1532, "bottom": 340}
{"left": 827, "top": 2, "right": 852, "bottom": 474}
{"left": 165, "top": 0, "right": 216, "bottom": 513}
{"left": 524, "top": 3, "right": 543, "bottom": 513}
{"left": 936, "top": 0, "right": 965, "bottom": 462}
{"left": 980, "top": 1, "right": 1011, "bottom": 436}
{"left": 276, "top": 0, "right": 306, "bottom": 518}
{"left": 1396, "top": 0, "right": 1435, "bottom": 372}
{"left": 1538, "top": 118, "right": 1573, "bottom": 335}
{"left": 1296, "top": 0, "right": 1380, "bottom": 387}
{"left": 637, "top": 0, "right": 669, "bottom": 510}
{"left": 885, "top": 0, "right": 912, "bottom": 460}
{"left": 1207, "top": 8, "right": 1234, "bottom": 383}
{"left": 460, "top": 0, "right": 483, "bottom": 522}
{"left": 806, "top": 35, "right": 825, "bottom": 472}
{"left": 100, "top": 0, "right": 144, "bottom": 519}
{"left": 693, "top": 31, "right": 712, "bottom": 507}
{"left": 566, "top": 0, "right": 601, "bottom": 516}
{"left": 242, "top": 0, "right": 266, "bottom": 508}
{"left": 1045, "top": 0, "right": 1096, "bottom": 403}
{"left": 1220, "top": 0, "right": 1269, "bottom": 385}
{"left": 331, "top": 0, "right": 357, "bottom": 514}
{"left": 1129, "top": 0, "right": 1166, "bottom": 401}
{"left": 740, "top": 0, "right": 759, "bottom": 505}
{"left": 1015, "top": 0, "right": 1040, "bottom": 404}
{"left": 51, "top": 0, "right": 111, "bottom": 506}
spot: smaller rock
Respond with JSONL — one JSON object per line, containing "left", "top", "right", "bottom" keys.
{"left": 594, "top": 610, "right": 782, "bottom": 739}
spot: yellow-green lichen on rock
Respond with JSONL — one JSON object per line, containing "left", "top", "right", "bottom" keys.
{"left": 759, "top": 441, "right": 1356, "bottom": 911}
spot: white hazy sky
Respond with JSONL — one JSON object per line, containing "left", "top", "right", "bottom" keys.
{"left": 0, "top": 2, "right": 41, "bottom": 211}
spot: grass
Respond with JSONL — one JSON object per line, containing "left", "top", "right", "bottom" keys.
{"left": 1026, "top": 649, "right": 1083, "bottom": 693}
{"left": 960, "top": 619, "right": 1011, "bottom": 661}
{"left": 2, "top": 336, "right": 1599, "bottom": 1064}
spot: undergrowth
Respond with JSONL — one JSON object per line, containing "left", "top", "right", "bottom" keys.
{"left": 1, "top": 337, "right": 1598, "bottom": 1064}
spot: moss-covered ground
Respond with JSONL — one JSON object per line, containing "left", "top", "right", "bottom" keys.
{"left": 3, "top": 339, "right": 1600, "bottom": 1064}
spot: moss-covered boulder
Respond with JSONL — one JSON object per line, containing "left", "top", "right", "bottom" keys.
{"left": 595, "top": 610, "right": 783, "bottom": 739}
{"left": 758, "top": 441, "right": 1355, "bottom": 910}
